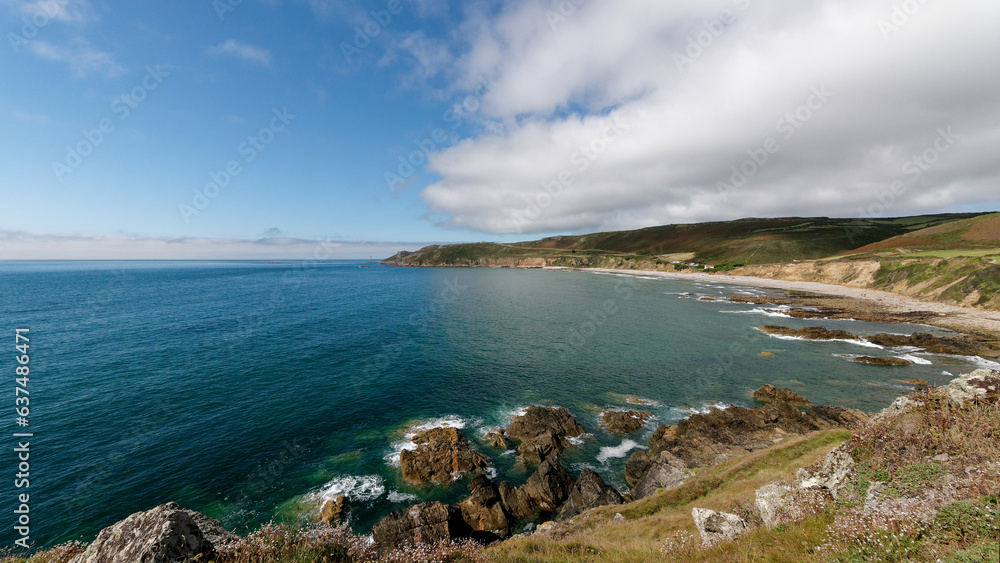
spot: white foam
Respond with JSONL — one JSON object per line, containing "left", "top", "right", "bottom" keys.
{"left": 567, "top": 433, "right": 591, "bottom": 446}
{"left": 624, "top": 396, "right": 663, "bottom": 407}
{"left": 385, "top": 415, "right": 480, "bottom": 467}
{"left": 485, "top": 467, "right": 499, "bottom": 479}
{"left": 970, "top": 356, "right": 1000, "bottom": 370}
{"left": 386, "top": 490, "right": 418, "bottom": 503}
{"left": 305, "top": 475, "right": 385, "bottom": 505}
{"left": 754, "top": 328, "right": 884, "bottom": 348}
{"left": 897, "top": 354, "right": 933, "bottom": 365}
{"left": 597, "top": 439, "right": 643, "bottom": 463}
{"left": 669, "top": 401, "right": 730, "bottom": 420}
{"left": 720, "top": 307, "right": 793, "bottom": 318}
{"left": 942, "top": 371, "right": 953, "bottom": 376}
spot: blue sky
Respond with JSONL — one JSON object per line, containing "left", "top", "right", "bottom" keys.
{"left": 1, "top": 0, "right": 998, "bottom": 258}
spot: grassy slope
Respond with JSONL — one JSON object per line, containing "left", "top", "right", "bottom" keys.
{"left": 847, "top": 213, "right": 1000, "bottom": 257}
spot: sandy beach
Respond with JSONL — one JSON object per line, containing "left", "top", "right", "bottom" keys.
{"left": 552, "top": 267, "right": 1000, "bottom": 339}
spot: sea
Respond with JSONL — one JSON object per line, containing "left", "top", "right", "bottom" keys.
{"left": 0, "top": 260, "right": 995, "bottom": 550}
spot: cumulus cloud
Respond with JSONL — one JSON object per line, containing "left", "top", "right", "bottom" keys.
{"left": 27, "top": 38, "right": 122, "bottom": 77}
{"left": 417, "top": 0, "right": 1000, "bottom": 234}
{"left": 207, "top": 40, "right": 273, "bottom": 66}
{"left": 3, "top": 0, "right": 91, "bottom": 23}
{"left": 0, "top": 232, "right": 426, "bottom": 260}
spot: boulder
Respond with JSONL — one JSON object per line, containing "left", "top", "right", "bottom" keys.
{"left": 751, "top": 384, "right": 813, "bottom": 407}
{"left": 904, "top": 379, "right": 930, "bottom": 391}
{"left": 850, "top": 356, "right": 913, "bottom": 366}
{"left": 399, "top": 427, "right": 490, "bottom": 485}
{"left": 70, "top": 502, "right": 230, "bottom": 563}
{"left": 371, "top": 501, "right": 471, "bottom": 550}
{"left": 601, "top": 410, "right": 653, "bottom": 434}
{"left": 498, "top": 481, "right": 534, "bottom": 521}
{"left": 457, "top": 475, "right": 511, "bottom": 538}
{"left": 755, "top": 483, "right": 793, "bottom": 529}
{"left": 507, "top": 406, "right": 586, "bottom": 462}
{"left": 758, "top": 325, "right": 860, "bottom": 341}
{"left": 520, "top": 458, "right": 574, "bottom": 513}
{"left": 319, "top": 494, "right": 346, "bottom": 524}
{"left": 940, "top": 369, "right": 1000, "bottom": 405}
{"left": 796, "top": 445, "right": 855, "bottom": 500}
{"left": 691, "top": 508, "right": 747, "bottom": 546}
{"left": 557, "top": 469, "right": 624, "bottom": 520}
{"left": 483, "top": 427, "right": 512, "bottom": 449}
{"left": 631, "top": 452, "right": 688, "bottom": 499}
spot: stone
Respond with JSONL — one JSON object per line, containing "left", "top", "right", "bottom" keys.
{"left": 483, "top": 427, "right": 512, "bottom": 449}
{"left": 797, "top": 445, "right": 855, "bottom": 500}
{"left": 758, "top": 325, "right": 860, "bottom": 341}
{"left": 866, "top": 333, "right": 992, "bottom": 357}
{"left": 755, "top": 483, "right": 793, "bottom": 529}
{"left": 904, "top": 379, "right": 930, "bottom": 391}
{"left": 507, "top": 406, "right": 586, "bottom": 455}
{"left": 940, "top": 369, "right": 1000, "bottom": 405}
{"left": 691, "top": 507, "right": 747, "bottom": 546}
{"left": 399, "top": 427, "right": 490, "bottom": 486}
{"left": 498, "top": 481, "right": 534, "bottom": 521}
{"left": 631, "top": 452, "right": 688, "bottom": 499}
{"left": 371, "top": 501, "right": 471, "bottom": 550}
{"left": 864, "top": 481, "right": 885, "bottom": 508}
{"left": 457, "top": 475, "right": 511, "bottom": 538}
{"left": 69, "top": 502, "right": 229, "bottom": 563}
{"left": 760, "top": 351, "right": 774, "bottom": 357}
{"left": 850, "top": 356, "right": 914, "bottom": 366}
{"left": 613, "top": 513, "right": 625, "bottom": 523}
{"left": 319, "top": 494, "right": 346, "bottom": 524}
{"left": 557, "top": 469, "right": 624, "bottom": 520}
{"left": 601, "top": 410, "right": 653, "bottom": 434}
{"left": 520, "top": 458, "right": 574, "bottom": 513}
{"left": 751, "top": 384, "right": 814, "bottom": 407}
{"left": 517, "top": 430, "right": 563, "bottom": 464}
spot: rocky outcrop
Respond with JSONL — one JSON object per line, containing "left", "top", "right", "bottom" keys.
{"left": 601, "top": 410, "right": 653, "bottom": 434}
{"left": 520, "top": 458, "right": 574, "bottom": 513}
{"left": 796, "top": 445, "right": 855, "bottom": 500}
{"left": 507, "top": 406, "right": 586, "bottom": 463}
{"left": 751, "top": 384, "right": 813, "bottom": 407}
{"left": 457, "top": 475, "right": 511, "bottom": 538}
{"left": 399, "top": 427, "right": 490, "bottom": 486}
{"left": 940, "top": 369, "right": 1000, "bottom": 405}
{"left": 372, "top": 501, "right": 472, "bottom": 550}
{"left": 755, "top": 483, "right": 793, "bottom": 529}
{"left": 319, "top": 494, "right": 346, "bottom": 524}
{"left": 557, "top": 469, "right": 624, "bottom": 520}
{"left": 866, "top": 332, "right": 993, "bottom": 357}
{"left": 70, "top": 502, "right": 233, "bottom": 563}
{"left": 483, "top": 427, "right": 512, "bottom": 449}
{"left": 626, "top": 395, "right": 868, "bottom": 490}
{"left": 691, "top": 508, "right": 747, "bottom": 546}
{"left": 850, "top": 356, "right": 913, "bottom": 366}
{"left": 758, "top": 325, "right": 860, "bottom": 341}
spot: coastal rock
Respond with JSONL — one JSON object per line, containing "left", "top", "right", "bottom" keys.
{"left": 755, "top": 483, "right": 793, "bottom": 529}
{"left": 800, "top": 405, "right": 869, "bottom": 430}
{"left": 399, "top": 427, "right": 490, "bottom": 486}
{"left": 319, "top": 494, "right": 346, "bottom": 524}
{"left": 940, "top": 369, "right": 1000, "bottom": 405}
{"left": 69, "top": 502, "right": 229, "bottom": 563}
{"left": 905, "top": 379, "right": 930, "bottom": 391}
{"left": 372, "top": 501, "right": 471, "bottom": 550}
{"left": 557, "top": 469, "right": 624, "bottom": 521}
{"left": 865, "top": 332, "right": 992, "bottom": 357}
{"left": 507, "top": 406, "right": 586, "bottom": 463}
{"left": 691, "top": 508, "right": 747, "bottom": 546}
{"left": 758, "top": 325, "right": 860, "bottom": 341}
{"left": 751, "top": 384, "right": 813, "bottom": 407}
{"left": 875, "top": 395, "right": 925, "bottom": 420}
{"left": 796, "top": 445, "right": 855, "bottom": 500}
{"left": 457, "top": 475, "right": 511, "bottom": 538}
{"left": 601, "top": 410, "right": 653, "bottom": 434}
{"left": 631, "top": 452, "right": 688, "bottom": 499}
{"left": 483, "top": 427, "right": 512, "bottom": 449}
{"left": 850, "top": 356, "right": 914, "bottom": 366}
{"left": 520, "top": 458, "right": 574, "bottom": 513}
{"left": 498, "top": 482, "right": 535, "bottom": 521}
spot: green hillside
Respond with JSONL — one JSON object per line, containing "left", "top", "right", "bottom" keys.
{"left": 847, "top": 212, "right": 1000, "bottom": 258}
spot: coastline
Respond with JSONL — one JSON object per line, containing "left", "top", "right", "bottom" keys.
{"left": 556, "top": 267, "right": 1000, "bottom": 341}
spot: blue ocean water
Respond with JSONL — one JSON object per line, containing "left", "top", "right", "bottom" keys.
{"left": 0, "top": 261, "right": 993, "bottom": 549}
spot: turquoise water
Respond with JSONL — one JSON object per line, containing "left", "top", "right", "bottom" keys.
{"left": 0, "top": 261, "right": 993, "bottom": 549}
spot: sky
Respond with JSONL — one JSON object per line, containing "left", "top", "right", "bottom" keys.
{"left": 1, "top": 0, "right": 998, "bottom": 259}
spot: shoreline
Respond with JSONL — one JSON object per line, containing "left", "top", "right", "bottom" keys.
{"left": 550, "top": 267, "right": 1000, "bottom": 341}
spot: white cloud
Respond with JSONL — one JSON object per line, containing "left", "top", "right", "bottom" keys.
{"left": 27, "top": 38, "right": 122, "bottom": 77}
{"left": 417, "top": 0, "right": 1000, "bottom": 234}
{"left": 0, "top": 231, "right": 426, "bottom": 260}
{"left": 3, "top": 0, "right": 91, "bottom": 23}
{"left": 207, "top": 40, "right": 273, "bottom": 66}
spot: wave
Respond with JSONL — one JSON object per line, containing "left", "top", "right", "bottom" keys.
{"left": 597, "top": 439, "right": 643, "bottom": 463}
{"left": 385, "top": 414, "right": 482, "bottom": 467}
{"left": 567, "top": 433, "right": 592, "bottom": 446}
{"left": 720, "top": 307, "right": 794, "bottom": 318}
{"left": 305, "top": 474, "right": 385, "bottom": 505}
{"left": 897, "top": 354, "right": 933, "bottom": 365}
{"left": 386, "top": 490, "right": 418, "bottom": 503}
{"left": 755, "top": 329, "right": 884, "bottom": 349}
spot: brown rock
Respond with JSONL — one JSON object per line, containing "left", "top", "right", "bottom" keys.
{"left": 457, "top": 475, "right": 511, "bottom": 537}
{"left": 69, "top": 502, "right": 231, "bottom": 563}
{"left": 520, "top": 458, "right": 574, "bottom": 513}
{"left": 631, "top": 451, "right": 688, "bottom": 499}
{"left": 751, "top": 384, "right": 813, "bottom": 407}
{"left": 319, "top": 494, "right": 346, "bottom": 524}
{"left": 760, "top": 351, "right": 774, "bottom": 357}
{"left": 758, "top": 325, "right": 860, "bottom": 341}
{"left": 850, "top": 356, "right": 914, "bottom": 366}
{"left": 483, "top": 427, "right": 512, "bottom": 449}
{"left": 517, "top": 430, "right": 564, "bottom": 464}
{"left": 507, "top": 406, "right": 586, "bottom": 463}
{"left": 557, "top": 469, "right": 624, "bottom": 520}
{"left": 372, "top": 501, "right": 471, "bottom": 550}
{"left": 400, "top": 427, "right": 490, "bottom": 486}
{"left": 498, "top": 481, "right": 534, "bottom": 520}
{"left": 601, "top": 410, "right": 653, "bottom": 434}
{"left": 905, "top": 378, "right": 930, "bottom": 391}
